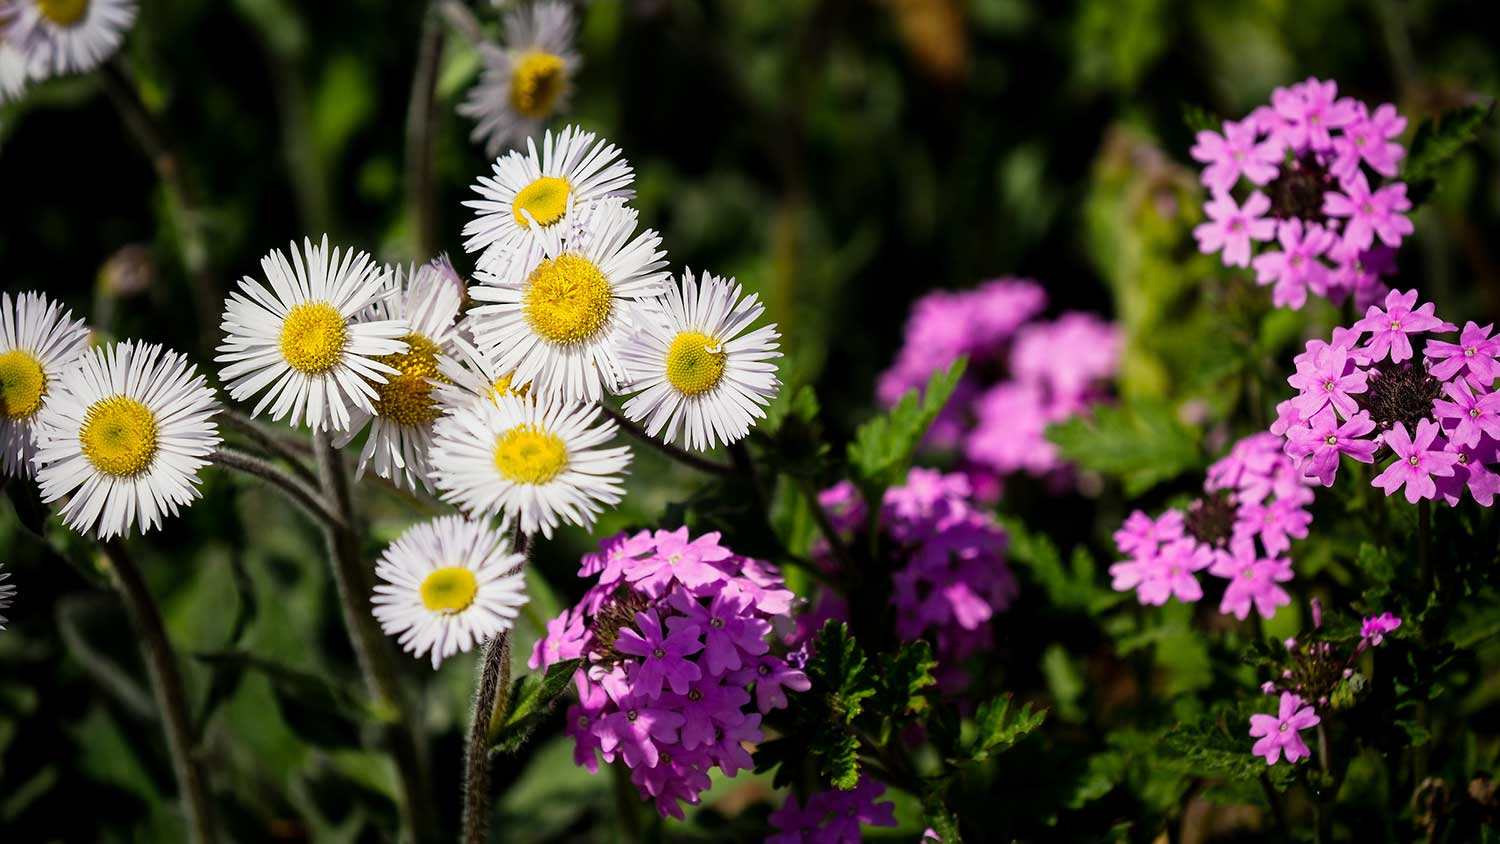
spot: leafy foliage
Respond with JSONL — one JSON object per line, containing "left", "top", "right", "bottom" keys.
{"left": 490, "top": 658, "right": 583, "bottom": 755}
{"left": 847, "top": 360, "right": 965, "bottom": 499}
{"left": 1046, "top": 398, "right": 1203, "bottom": 495}
{"left": 806, "top": 621, "right": 876, "bottom": 788}
{"left": 957, "top": 695, "right": 1048, "bottom": 764}
{"left": 1404, "top": 101, "right": 1496, "bottom": 203}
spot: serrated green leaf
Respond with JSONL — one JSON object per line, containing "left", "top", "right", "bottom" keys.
{"left": 847, "top": 359, "right": 965, "bottom": 497}
{"left": 1404, "top": 102, "right": 1495, "bottom": 204}
{"left": 813, "top": 722, "right": 863, "bottom": 790}
{"left": 489, "top": 658, "right": 583, "bottom": 755}
{"left": 1181, "top": 102, "right": 1221, "bottom": 135}
{"left": 960, "top": 695, "right": 1047, "bottom": 763}
{"left": 871, "top": 639, "right": 938, "bottom": 735}
{"left": 1046, "top": 398, "right": 1201, "bottom": 496}
{"left": 1160, "top": 707, "right": 1297, "bottom": 790}
{"left": 921, "top": 787, "right": 963, "bottom": 843}
{"left": 809, "top": 621, "right": 875, "bottom": 723}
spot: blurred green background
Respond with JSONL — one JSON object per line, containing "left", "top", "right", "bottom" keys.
{"left": 2, "top": 0, "right": 1498, "bottom": 841}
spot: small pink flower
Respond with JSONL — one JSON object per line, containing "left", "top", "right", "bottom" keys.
{"left": 1352, "top": 288, "right": 1452, "bottom": 364}
{"left": 1287, "top": 343, "right": 1367, "bottom": 420}
{"left": 1248, "top": 692, "right": 1320, "bottom": 765}
{"left": 1272, "top": 78, "right": 1359, "bottom": 150}
{"left": 1425, "top": 321, "right": 1500, "bottom": 387}
{"left": 1233, "top": 498, "right": 1312, "bottom": 556}
{"left": 1323, "top": 171, "right": 1413, "bottom": 252}
{"left": 1331, "top": 102, "right": 1407, "bottom": 179}
{"left": 1136, "top": 538, "right": 1214, "bottom": 605}
{"left": 1210, "top": 547, "right": 1293, "bottom": 620}
{"left": 1191, "top": 118, "right": 1283, "bottom": 192}
{"left": 1195, "top": 191, "right": 1276, "bottom": 268}
{"left": 1113, "top": 509, "right": 1186, "bottom": 557}
{"left": 1360, "top": 612, "right": 1402, "bottom": 646}
{"left": 1432, "top": 380, "right": 1500, "bottom": 448}
{"left": 1252, "top": 219, "right": 1337, "bottom": 310}
{"left": 1372, "top": 420, "right": 1460, "bottom": 504}
{"left": 1284, "top": 410, "right": 1378, "bottom": 486}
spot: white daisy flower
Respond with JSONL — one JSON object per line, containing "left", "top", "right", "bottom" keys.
{"left": 31, "top": 341, "right": 220, "bottom": 540}
{"left": 371, "top": 514, "right": 528, "bottom": 669}
{"left": 334, "top": 260, "right": 464, "bottom": 490}
{"left": 433, "top": 329, "right": 529, "bottom": 416}
{"left": 619, "top": 271, "right": 782, "bottom": 451}
{"left": 2, "top": 0, "right": 137, "bottom": 77}
{"left": 1, "top": 290, "right": 91, "bottom": 478}
{"left": 429, "top": 394, "right": 630, "bottom": 539}
{"left": 0, "top": 564, "right": 13, "bottom": 630}
{"left": 216, "top": 236, "right": 408, "bottom": 432}
{"left": 468, "top": 198, "right": 669, "bottom": 402}
{"left": 457, "top": 0, "right": 578, "bottom": 157}
{"left": 1, "top": 38, "right": 32, "bottom": 104}
{"left": 462, "top": 125, "right": 634, "bottom": 271}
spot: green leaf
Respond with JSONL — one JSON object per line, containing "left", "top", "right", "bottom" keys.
{"left": 808, "top": 621, "right": 876, "bottom": 723}
{"left": 847, "top": 359, "right": 965, "bottom": 498}
{"left": 194, "top": 650, "right": 373, "bottom": 749}
{"left": 1181, "top": 102, "right": 1221, "bottom": 134}
{"left": 960, "top": 695, "right": 1047, "bottom": 763}
{"left": 813, "top": 723, "right": 863, "bottom": 790}
{"left": 870, "top": 640, "right": 938, "bottom": 739}
{"left": 490, "top": 658, "right": 583, "bottom": 755}
{"left": 999, "top": 517, "right": 1110, "bottom": 612}
{"left": 1046, "top": 398, "right": 1201, "bottom": 496}
{"left": 1160, "top": 706, "right": 1297, "bottom": 790}
{"left": 921, "top": 786, "right": 964, "bottom": 844}
{"left": 1404, "top": 101, "right": 1495, "bottom": 204}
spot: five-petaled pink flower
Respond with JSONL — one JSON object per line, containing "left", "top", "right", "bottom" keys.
{"left": 1271, "top": 77, "right": 1359, "bottom": 150}
{"left": 1331, "top": 102, "right": 1407, "bottom": 179}
{"left": 1432, "top": 380, "right": 1500, "bottom": 449}
{"left": 1372, "top": 420, "right": 1460, "bottom": 504}
{"left": 1360, "top": 612, "right": 1402, "bottom": 646}
{"left": 1136, "top": 538, "right": 1214, "bottom": 605}
{"left": 1210, "top": 547, "right": 1293, "bottom": 620}
{"left": 1323, "top": 171, "right": 1413, "bottom": 252}
{"left": 1249, "top": 692, "right": 1320, "bottom": 765}
{"left": 1287, "top": 343, "right": 1367, "bottom": 419}
{"left": 1285, "top": 411, "right": 1378, "bottom": 486}
{"left": 614, "top": 610, "right": 704, "bottom": 698}
{"left": 1352, "top": 288, "right": 1451, "bottom": 364}
{"left": 1426, "top": 321, "right": 1500, "bottom": 387}
{"left": 1191, "top": 118, "right": 1283, "bottom": 193}
{"left": 1252, "top": 220, "right": 1337, "bottom": 310}
{"left": 1195, "top": 191, "right": 1276, "bottom": 268}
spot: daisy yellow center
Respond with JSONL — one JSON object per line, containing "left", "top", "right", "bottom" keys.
{"left": 420, "top": 567, "right": 478, "bottom": 613}
{"left": 490, "top": 372, "right": 530, "bottom": 404}
{"left": 512, "top": 177, "right": 571, "bottom": 229}
{"left": 36, "top": 0, "right": 89, "bottom": 27}
{"left": 280, "top": 302, "right": 348, "bottom": 374}
{"left": 79, "top": 396, "right": 158, "bottom": 478}
{"left": 494, "top": 424, "right": 568, "bottom": 484}
{"left": 0, "top": 350, "right": 47, "bottom": 420}
{"left": 666, "top": 331, "right": 727, "bottom": 396}
{"left": 373, "top": 333, "right": 448, "bottom": 426}
{"left": 523, "top": 253, "right": 613, "bottom": 345}
{"left": 508, "top": 51, "right": 567, "bottom": 118}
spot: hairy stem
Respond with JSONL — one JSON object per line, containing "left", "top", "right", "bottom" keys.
{"left": 598, "top": 404, "right": 735, "bottom": 475}
{"left": 219, "top": 411, "right": 318, "bottom": 486}
{"left": 311, "top": 432, "right": 435, "bottom": 842}
{"left": 405, "top": 3, "right": 447, "bottom": 259}
{"left": 101, "top": 541, "right": 220, "bottom": 844}
{"left": 212, "top": 447, "right": 341, "bottom": 529}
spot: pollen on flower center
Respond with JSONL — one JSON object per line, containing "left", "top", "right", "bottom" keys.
{"left": 494, "top": 424, "right": 569, "bottom": 484}
{"left": 79, "top": 396, "right": 159, "bottom": 477}
{"left": 37, "top": 0, "right": 89, "bottom": 27}
{"left": 1325, "top": 435, "right": 1338, "bottom": 445}
{"left": 0, "top": 350, "right": 47, "bottom": 420}
{"left": 279, "top": 302, "right": 348, "bottom": 374}
{"left": 666, "top": 331, "right": 728, "bottom": 396}
{"left": 419, "top": 567, "right": 479, "bottom": 613}
{"left": 509, "top": 51, "right": 567, "bottom": 118}
{"left": 513, "top": 177, "right": 571, "bottom": 229}
{"left": 373, "top": 333, "right": 447, "bottom": 427}
{"left": 490, "top": 372, "right": 530, "bottom": 403}
{"left": 523, "top": 253, "right": 613, "bottom": 345}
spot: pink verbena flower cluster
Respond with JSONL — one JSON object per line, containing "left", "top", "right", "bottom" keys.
{"left": 765, "top": 777, "right": 898, "bottom": 844}
{"left": 534, "top": 528, "right": 808, "bottom": 818}
{"left": 811, "top": 468, "right": 1018, "bottom": 689}
{"left": 1110, "top": 433, "right": 1316, "bottom": 619}
{"left": 1248, "top": 603, "right": 1400, "bottom": 765}
{"left": 1190, "top": 78, "right": 1411, "bottom": 310}
{"left": 876, "top": 278, "right": 1120, "bottom": 495}
{"left": 1274, "top": 289, "right": 1500, "bottom": 507}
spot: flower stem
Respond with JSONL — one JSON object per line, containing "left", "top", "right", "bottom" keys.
{"left": 219, "top": 410, "right": 318, "bottom": 486}
{"left": 405, "top": 2, "right": 447, "bottom": 259}
{"left": 597, "top": 404, "right": 735, "bottom": 475}
{"left": 101, "top": 540, "right": 220, "bottom": 844}
{"left": 437, "top": 0, "right": 484, "bottom": 45}
{"left": 311, "top": 432, "right": 436, "bottom": 843}
{"left": 211, "top": 447, "right": 342, "bottom": 530}
{"left": 1418, "top": 498, "right": 1433, "bottom": 595}
{"left": 461, "top": 534, "right": 528, "bottom": 843}
{"left": 797, "top": 477, "right": 854, "bottom": 572}
{"left": 1258, "top": 773, "right": 1291, "bottom": 838}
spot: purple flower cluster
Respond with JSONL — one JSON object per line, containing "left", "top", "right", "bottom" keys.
{"left": 1274, "top": 289, "right": 1500, "bottom": 507}
{"left": 1110, "top": 433, "right": 1316, "bottom": 620}
{"left": 1190, "top": 78, "right": 1411, "bottom": 310}
{"left": 535, "top": 528, "right": 807, "bottom": 818}
{"left": 876, "top": 278, "right": 1120, "bottom": 495}
{"left": 812, "top": 468, "right": 1018, "bottom": 689}
{"left": 765, "top": 777, "right": 898, "bottom": 844}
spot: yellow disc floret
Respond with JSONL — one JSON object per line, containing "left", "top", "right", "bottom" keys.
{"left": 508, "top": 51, "right": 567, "bottom": 118}
{"left": 665, "top": 331, "right": 728, "bottom": 396}
{"left": 523, "top": 253, "right": 613, "bottom": 345}
{"left": 0, "top": 350, "right": 47, "bottom": 420}
{"left": 79, "top": 396, "right": 159, "bottom": 477}
{"left": 493, "top": 424, "right": 569, "bottom": 484}
{"left": 490, "top": 372, "right": 530, "bottom": 404}
{"left": 513, "top": 177, "right": 571, "bottom": 229}
{"left": 37, "top": 0, "right": 89, "bottom": 27}
{"left": 373, "top": 333, "right": 448, "bottom": 427}
{"left": 279, "top": 302, "right": 349, "bottom": 375}
{"left": 420, "top": 567, "right": 479, "bottom": 613}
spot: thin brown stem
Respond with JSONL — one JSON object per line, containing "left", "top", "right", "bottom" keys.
{"left": 311, "top": 433, "right": 435, "bottom": 842}
{"left": 598, "top": 404, "right": 734, "bottom": 475}
{"left": 405, "top": 3, "right": 447, "bottom": 259}
{"left": 101, "top": 541, "right": 219, "bottom": 844}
